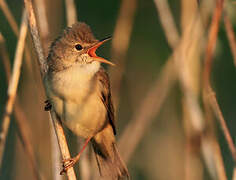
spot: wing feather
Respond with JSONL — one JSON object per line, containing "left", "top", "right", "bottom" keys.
{"left": 95, "top": 67, "right": 116, "bottom": 135}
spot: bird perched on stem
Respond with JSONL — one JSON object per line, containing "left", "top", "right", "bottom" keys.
{"left": 44, "top": 22, "right": 129, "bottom": 179}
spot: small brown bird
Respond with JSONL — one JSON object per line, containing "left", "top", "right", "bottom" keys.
{"left": 44, "top": 22, "right": 129, "bottom": 179}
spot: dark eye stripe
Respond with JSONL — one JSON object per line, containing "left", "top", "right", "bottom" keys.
{"left": 75, "top": 44, "right": 83, "bottom": 51}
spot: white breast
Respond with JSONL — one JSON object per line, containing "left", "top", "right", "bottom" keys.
{"left": 45, "top": 61, "right": 106, "bottom": 138}
{"left": 50, "top": 61, "right": 100, "bottom": 103}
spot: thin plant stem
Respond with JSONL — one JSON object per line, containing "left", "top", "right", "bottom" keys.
{"left": 0, "top": 0, "right": 33, "bottom": 73}
{"left": 118, "top": 0, "right": 178, "bottom": 164}
{"left": 65, "top": 0, "right": 77, "bottom": 26}
{"left": 34, "top": 0, "right": 50, "bottom": 55}
{"left": 123, "top": 1, "right": 227, "bottom": 179}
{"left": 23, "top": 0, "right": 47, "bottom": 76}
{"left": 14, "top": 104, "right": 43, "bottom": 180}
{"left": 176, "top": 1, "right": 227, "bottom": 179}
{"left": 202, "top": 0, "right": 233, "bottom": 162}
{"left": 79, "top": 145, "right": 91, "bottom": 180}
{"left": 153, "top": 0, "right": 179, "bottom": 48}
{"left": 118, "top": 59, "right": 176, "bottom": 162}
{"left": 23, "top": 0, "right": 76, "bottom": 179}
{"left": 109, "top": 0, "right": 137, "bottom": 107}
{"left": 223, "top": 8, "right": 236, "bottom": 180}
{"left": 0, "top": 33, "right": 11, "bottom": 82}
{"left": 202, "top": 0, "right": 236, "bottom": 175}
{"left": 33, "top": 1, "right": 62, "bottom": 179}
{"left": 49, "top": 118, "right": 62, "bottom": 180}
{"left": 223, "top": 13, "right": 236, "bottom": 67}
{"left": 203, "top": 0, "right": 224, "bottom": 88}
{"left": 233, "top": 168, "right": 236, "bottom": 180}
{"left": 49, "top": 112, "right": 76, "bottom": 180}
{"left": 207, "top": 88, "right": 236, "bottom": 162}
{"left": 180, "top": 1, "right": 202, "bottom": 179}
{"left": 0, "top": 32, "right": 43, "bottom": 180}
{"left": 0, "top": 10, "right": 28, "bottom": 165}
{"left": 0, "top": 0, "right": 18, "bottom": 35}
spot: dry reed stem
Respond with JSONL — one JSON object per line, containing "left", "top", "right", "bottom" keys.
{"left": 154, "top": 1, "right": 226, "bottom": 179}
{"left": 49, "top": 118, "right": 62, "bottom": 180}
{"left": 202, "top": 0, "right": 235, "bottom": 160}
{"left": 223, "top": 9, "right": 236, "bottom": 180}
{"left": 34, "top": 0, "right": 50, "bottom": 55}
{"left": 23, "top": 0, "right": 76, "bottom": 179}
{"left": 0, "top": 33, "right": 11, "bottom": 81}
{"left": 197, "top": 2, "right": 227, "bottom": 180}
{"left": 118, "top": 0, "right": 178, "bottom": 163}
{"left": 79, "top": 142, "right": 91, "bottom": 180}
{"left": 109, "top": 0, "right": 137, "bottom": 107}
{"left": 118, "top": 59, "right": 177, "bottom": 162}
{"left": 0, "top": 10, "right": 28, "bottom": 165}
{"left": 153, "top": 0, "right": 179, "bottom": 48}
{"left": 202, "top": 0, "right": 236, "bottom": 176}
{"left": 233, "top": 168, "right": 236, "bottom": 180}
{"left": 0, "top": 0, "right": 41, "bottom": 117}
{"left": 65, "top": 0, "right": 77, "bottom": 26}
{"left": 49, "top": 112, "right": 76, "bottom": 180}
{"left": 175, "top": 14, "right": 205, "bottom": 130}
{"left": 0, "top": 0, "right": 18, "bottom": 35}
{"left": 0, "top": 33, "right": 43, "bottom": 180}
{"left": 24, "top": 0, "right": 47, "bottom": 76}
{"left": 14, "top": 104, "right": 43, "bottom": 180}
{"left": 223, "top": 13, "right": 236, "bottom": 67}
{"left": 180, "top": 1, "right": 203, "bottom": 179}
{"left": 157, "top": 0, "right": 203, "bottom": 161}
{"left": 208, "top": 88, "right": 236, "bottom": 162}
{"left": 33, "top": 1, "right": 62, "bottom": 179}
{"left": 203, "top": 0, "right": 224, "bottom": 87}
{"left": 176, "top": 1, "right": 227, "bottom": 179}
{"left": 179, "top": 2, "right": 225, "bottom": 179}
{"left": 197, "top": 0, "right": 229, "bottom": 178}
{"left": 0, "top": 0, "right": 33, "bottom": 73}
{"left": 173, "top": 25, "right": 204, "bottom": 179}
{"left": 212, "top": 139, "right": 227, "bottom": 180}
{"left": 201, "top": 137, "right": 227, "bottom": 180}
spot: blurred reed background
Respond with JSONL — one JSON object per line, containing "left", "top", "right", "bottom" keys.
{"left": 0, "top": 0, "right": 236, "bottom": 179}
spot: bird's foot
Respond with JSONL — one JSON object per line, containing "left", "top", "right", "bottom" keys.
{"left": 44, "top": 100, "right": 52, "bottom": 111}
{"left": 60, "top": 137, "right": 91, "bottom": 175}
{"left": 60, "top": 157, "right": 78, "bottom": 175}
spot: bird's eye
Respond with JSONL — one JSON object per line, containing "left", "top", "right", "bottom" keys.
{"left": 75, "top": 44, "right": 83, "bottom": 51}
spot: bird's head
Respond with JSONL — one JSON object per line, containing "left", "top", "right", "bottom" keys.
{"left": 47, "top": 22, "right": 114, "bottom": 72}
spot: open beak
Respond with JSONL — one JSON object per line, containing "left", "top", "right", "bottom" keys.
{"left": 87, "top": 36, "right": 115, "bottom": 66}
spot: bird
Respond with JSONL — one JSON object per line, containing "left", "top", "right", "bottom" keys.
{"left": 44, "top": 22, "right": 129, "bottom": 179}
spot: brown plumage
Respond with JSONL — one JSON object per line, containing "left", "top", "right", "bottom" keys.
{"left": 47, "top": 23, "right": 98, "bottom": 72}
{"left": 92, "top": 67, "right": 129, "bottom": 179}
{"left": 44, "top": 22, "right": 129, "bottom": 179}
{"left": 96, "top": 67, "right": 116, "bottom": 135}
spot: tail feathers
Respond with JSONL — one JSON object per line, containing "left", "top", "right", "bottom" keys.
{"left": 92, "top": 135, "right": 129, "bottom": 179}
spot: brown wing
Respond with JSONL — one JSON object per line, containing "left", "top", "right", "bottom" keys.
{"left": 95, "top": 67, "right": 116, "bottom": 135}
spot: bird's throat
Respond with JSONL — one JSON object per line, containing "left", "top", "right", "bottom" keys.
{"left": 58, "top": 61, "right": 100, "bottom": 83}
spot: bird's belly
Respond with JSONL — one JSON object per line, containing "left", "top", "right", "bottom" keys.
{"left": 64, "top": 94, "right": 107, "bottom": 138}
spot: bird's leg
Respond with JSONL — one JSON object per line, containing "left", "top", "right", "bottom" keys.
{"left": 60, "top": 137, "right": 92, "bottom": 175}
{"left": 44, "top": 100, "right": 52, "bottom": 111}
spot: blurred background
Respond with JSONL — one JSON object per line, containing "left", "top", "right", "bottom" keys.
{"left": 0, "top": 0, "right": 236, "bottom": 179}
